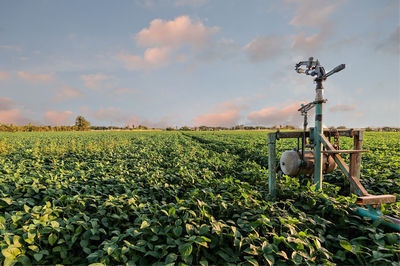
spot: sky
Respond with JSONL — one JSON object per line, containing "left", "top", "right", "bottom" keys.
{"left": 0, "top": 0, "right": 399, "bottom": 128}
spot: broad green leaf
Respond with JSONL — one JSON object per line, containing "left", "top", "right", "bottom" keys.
{"left": 48, "top": 233, "right": 58, "bottom": 246}
{"left": 339, "top": 240, "right": 353, "bottom": 253}
{"left": 140, "top": 220, "right": 150, "bottom": 229}
{"left": 169, "top": 207, "right": 176, "bottom": 216}
{"left": 179, "top": 243, "right": 192, "bottom": 257}
{"left": 2, "top": 247, "right": 21, "bottom": 260}
{"left": 34, "top": 253, "right": 43, "bottom": 262}
{"left": 165, "top": 253, "right": 178, "bottom": 263}
{"left": 28, "top": 245, "right": 39, "bottom": 252}
{"left": 173, "top": 226, "right": 182, "bottom": 237}
{"left": 51, "top": 221, "right": 60, "bottom": 228}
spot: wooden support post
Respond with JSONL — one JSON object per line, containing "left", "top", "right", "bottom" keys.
{"left": 268, "top": 133, "right": 277, "bottom": 197}
{"left": 349, "top": 131, "right": 363, "bottom": 194}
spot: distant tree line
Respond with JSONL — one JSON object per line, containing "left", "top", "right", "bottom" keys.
{"left": 168, "top": 125, "right": 298, "bottom": 131}
{"left": 0, "top": 117, "right": 398, "bottom": 132}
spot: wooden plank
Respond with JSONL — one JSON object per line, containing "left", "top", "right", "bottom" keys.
{"left": 277, "top": 131, "right": 308, "bottom": 139}
{"left": 320, "top": 134, "right": 369, "bottom": 196}
{"left": 322, "top": 150, "right": 369, "bottom": 154}
{"left": 357, "top": 195, "right": 396, "bottom": 205}
{"left": 275, "top": 129, "right": 364, "bottom": 139}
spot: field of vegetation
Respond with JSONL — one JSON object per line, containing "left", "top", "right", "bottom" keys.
{"left": 0, "top": 131, "right": 399, "bottom": 265}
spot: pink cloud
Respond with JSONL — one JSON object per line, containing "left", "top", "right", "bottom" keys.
{"left": 0, "top": 98, "right": 31, "bottom": 125}
{"left": 136, "top": 16, "right": 218, "bottom": 49}
{"left": 44, "top": 110, "right": 74, "bottom": 125}
{"left": 329, "top": 104, "right": 356, "bottom": 112}
{"left": 0, "top": 71, "right": 10, "bottom": 80}
{"left": 0, "top": 109, "right": 30, "bottom": 125}
{"left": 194, "top": 99, "right": 246, "bottom": 127}
{"left": 54, "top": 85, "right": 84, "bottom": 102}
{"left": 291, "top": 24, "right": 333, "bottom": 53}
{"left": 244, "top": 36, "right": 285, "bottom": 62}
{"left": 80, "top": 73, "right": 113, "bottom": 89}
{"left": 287, "top": 0, "right": 339, "bottom": 27}
{"left": 115, "top": 47, "right": 171, "bottom": 70}
{"left": 247, "top": 102, "right": 303, "bottom": 126}
{"left": 18, "top": 71, "right": 53, "bottom": 82}
{"left": 116, "top": 16, "right": 222, "bottom": 70}
{"left": 194, "top": 109, "right": 240, "bottom": 127}
{"left": 287, "top": 0, "right": 341, "bottom": 53}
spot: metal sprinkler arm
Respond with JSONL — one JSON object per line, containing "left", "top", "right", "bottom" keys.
{"left": 322, "top": 64, "right": 346, "bottom": 79}
{"left": 295, "top": 57, "right": 345, "bottom": 81}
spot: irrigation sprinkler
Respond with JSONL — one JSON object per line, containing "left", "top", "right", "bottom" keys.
{"left": 268, "top": 57, "right": 400, "bottom": 231}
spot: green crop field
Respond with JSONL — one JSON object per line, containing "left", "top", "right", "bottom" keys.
{"left": 0, "top": 131, "right": 399, "bottom": 265}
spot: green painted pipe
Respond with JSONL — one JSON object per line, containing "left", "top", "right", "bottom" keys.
{"left": 354, "top": 207, "right": 400, "bottom": 232}
{"left": 320, "top": 198, "right": 400, "bottom": 232}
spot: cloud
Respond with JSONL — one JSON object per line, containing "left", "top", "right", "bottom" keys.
{"left": 0, "top": 109, "right": 28, "bottom": 125}
{"left": 136, "top": 16, "right": 218, "bottom": 49}
{"left": 0, "top": 97, "right": 31, "bottom": 125}
{"left": 245, "top": 36, "right": 286, "bottom": 62}
{"left": 18, "top": 72, "right": 54, "bottom": 82}
{"left": 194, "top": 109, "right": 240, "bottom": 127}
{"left": 286, "top": 0, "right": 342, "bottom": 53}
{"left": 194, "top": 99, "right": 247, "bottom": 127}
{"left": 44, "top": 110, "right": 74, "bottom": 125}
{"left": 54, "top": 85, "right": 84, "bottom": 102}
{"left": 287, "top": 0, "right": 340, "bottom": 27}
{"left": 247, "top": 102, "right": 303, "bottom": 126}
{"left": 0, "top": 71, "right": 10, "bottom": 80}
{"left": 80, "top": 73, "right": 114, "bottom": 89}
{"left": 291, "top": 23, "right": 333, "bottom": 53}
{"left": 329, "top": 104, "right": 356, "bottom": 112}
{"left": 376, "top": 26, "right": 400, "bottom": 55}
{"left": 115, "top": 47, "right": 172, "bottom": 70}
{"left": 116, "top": 15, "right": 231, "bottom": 70}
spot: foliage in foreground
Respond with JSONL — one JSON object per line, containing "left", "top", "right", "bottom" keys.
{"left": 0, "top": 131, "right": 399, "bottom": 265}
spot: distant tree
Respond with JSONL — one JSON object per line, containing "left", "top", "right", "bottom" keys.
{"left": 337, "top": 126, "right": 347, "bottom": 129}
{"left": 75, "top": 116, "right": 90, "bottom": 131}
{"left": 180, "top": 126, "right": 191, "bottom": 131}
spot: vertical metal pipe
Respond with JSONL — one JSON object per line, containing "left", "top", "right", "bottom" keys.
{"left": 314, "top": 81, "right": 324, "bottom": 190}
{"left": 268, "top": 133, "right": 277, "bottom": 197}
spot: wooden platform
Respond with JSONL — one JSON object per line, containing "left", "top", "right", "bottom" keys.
{"left": 357, "top": 195, "right": 396, "bottom": 205}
